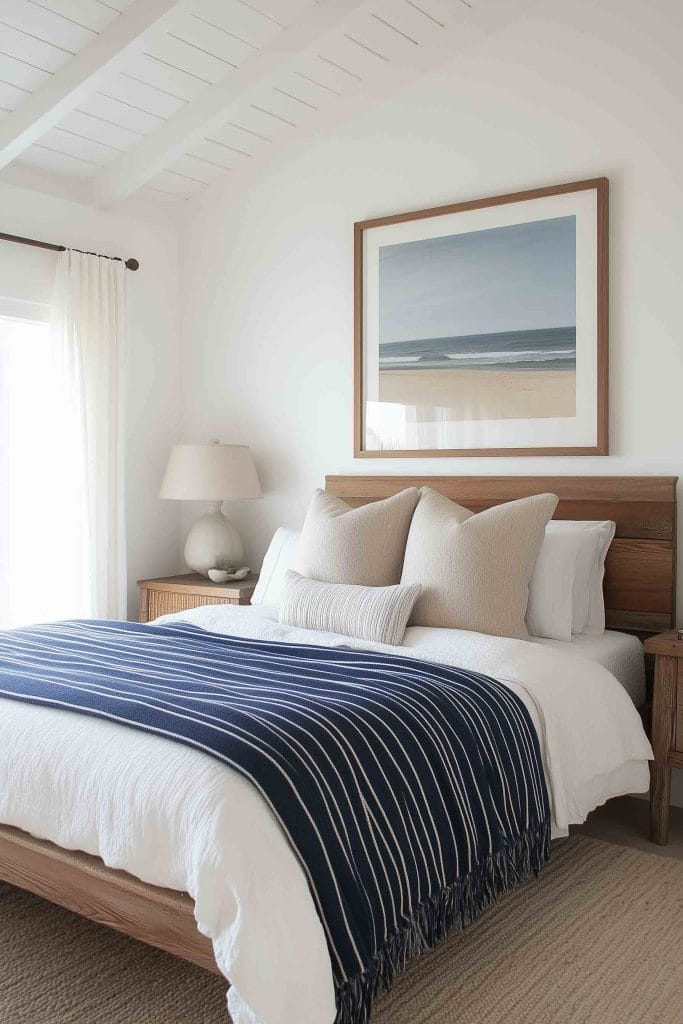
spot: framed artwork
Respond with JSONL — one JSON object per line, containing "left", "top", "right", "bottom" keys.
{"left": 354, "top": 178, "right": 608, "bottom": 457}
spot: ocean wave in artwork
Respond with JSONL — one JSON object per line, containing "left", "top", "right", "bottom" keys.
{"left": 378, "top": 326, "right": 576, "bottom": 372}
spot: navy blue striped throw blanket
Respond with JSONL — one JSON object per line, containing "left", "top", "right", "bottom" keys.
{"left": 0, "top": 619, "right": 551, "bottom": 1024}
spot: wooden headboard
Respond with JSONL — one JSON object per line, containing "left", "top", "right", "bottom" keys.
{"left": 325, "top": 475, "right": 678, "bottom": 637}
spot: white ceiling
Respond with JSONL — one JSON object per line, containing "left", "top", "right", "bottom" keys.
{"left": 0, "top": 0, "right": 528, "bottom": 208}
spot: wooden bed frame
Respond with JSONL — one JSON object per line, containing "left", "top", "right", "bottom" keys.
{"left": 0, "top": 474, "right": 677, "bottom": 978}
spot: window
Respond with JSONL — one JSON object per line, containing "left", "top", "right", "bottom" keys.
{"left": 0, "top": 307, "right": 89, "bottom": 627}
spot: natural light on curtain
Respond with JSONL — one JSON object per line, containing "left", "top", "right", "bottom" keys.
{"left": 51, "top": 250, "right": 127, "bottom": 621}
{"left": 0, "top": 248, "right": 127, "bottom": 628}
{"left": 0, "top": 313, "right": 89, "bottom": 626}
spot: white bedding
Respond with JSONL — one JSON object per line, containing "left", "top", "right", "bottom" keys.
{"left": 0, "top": 606, "right": 652, "bottom": 1024}
{"left": 529, "top": 629, "right": 646, "bottom": 706}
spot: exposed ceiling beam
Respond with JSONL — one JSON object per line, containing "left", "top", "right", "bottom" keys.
{"left": 93, "top": 0, "right": 371, "bottom": 207}
{"left": 190, "top": 0, "right": 538, "bottom": 214}
{"left": 0, "top": 0, "right": 187, "bottom": 171}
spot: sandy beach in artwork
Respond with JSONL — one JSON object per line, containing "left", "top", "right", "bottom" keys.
{"left": 378, "top": 368, "right": 576, "bottom": 421}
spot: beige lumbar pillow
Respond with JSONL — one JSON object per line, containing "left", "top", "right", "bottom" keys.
{"left": 295, "top": 487, "right": 419, "bottom": 586}
{"left": 279, "top": 571, "right": 421, "bottom": 646}
{"left": 401, "top": 487, "right": 559, "bottom": 638}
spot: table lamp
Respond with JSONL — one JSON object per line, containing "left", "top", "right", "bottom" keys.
{"left": 160, "top": 442, "right": 262, "bottom": 576}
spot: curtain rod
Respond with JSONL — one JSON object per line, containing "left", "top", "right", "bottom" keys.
{"left": 0, "top": 230, "right": 140, "bottom": 271}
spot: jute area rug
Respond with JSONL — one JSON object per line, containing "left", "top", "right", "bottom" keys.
{"left": 1, "top": 836, "right": 681, "bottom": 1024}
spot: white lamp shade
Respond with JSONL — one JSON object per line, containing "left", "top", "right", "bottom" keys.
{"left": 160, "top": 443, "right": 262, "bottom": 501}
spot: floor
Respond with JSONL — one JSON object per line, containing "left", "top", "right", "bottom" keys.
{"left": 573, "top": 794, "right": 683, "bottom": 861}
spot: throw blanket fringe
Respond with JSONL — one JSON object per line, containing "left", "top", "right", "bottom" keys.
{"left": 337, "top": 820, "right": 551, "bottom": 1024}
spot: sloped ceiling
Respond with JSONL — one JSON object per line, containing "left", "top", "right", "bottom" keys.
{"left": 0, "top": 0, "right": 531, "bottom": 208}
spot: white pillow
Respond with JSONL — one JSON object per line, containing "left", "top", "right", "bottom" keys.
{"left": 279, "top": 571, "right": 421, "bottom": 646}
{"left": 525, "top": 531, "right": 577, "bottom": 641}
{"left": 572, "top": 520, "right": 616, "bottom": 634}
{"left": 250, "top": 528, "right": 301, "bottom": 608}
{"left": 529, "top": 520, "right": 616, "bottom": 637}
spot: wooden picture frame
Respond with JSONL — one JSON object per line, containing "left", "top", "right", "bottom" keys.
{"left": 354, "top": 178, "right": 609, "bottom": 458}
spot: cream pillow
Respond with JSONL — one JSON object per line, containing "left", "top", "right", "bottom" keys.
{"left": 295, "top": 487, "right": 419, "bottom": 586}
{"left": 401, "top": 487, "right": 559, "bottom": 638}
{"left": 280, "top": 571, "right": 421, "bottom": 646}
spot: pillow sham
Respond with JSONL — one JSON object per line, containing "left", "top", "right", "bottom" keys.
{"left": 400, "top": 487, "right": 558, "bottom": 638}
{"left": 279, "top": 571, "right": 421, "bottom": 646}
{"left": 294, "top": 487, "right": 419, "bottom": 586}
{"left": 525, "top": 530, "right": 577, "bottom": 641}
{"left": 546, "top": 520, "right": 616, "bottom": 635}
{"left": 250, "top": 527, "right": 301, "bottom": 608}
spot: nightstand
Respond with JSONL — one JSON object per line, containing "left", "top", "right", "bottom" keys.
{"left": 138, "top": 573, "right": 258, "bottom": 624}
{"left": 644, "top": 631, "right": 683, "bottom": 845}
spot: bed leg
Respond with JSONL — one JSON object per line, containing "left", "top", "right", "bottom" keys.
{"left": 649, "top": 654, "right": 676, "bottom": 846}
{"left": 650, "top": 760, "right": 671, "bottom": 845}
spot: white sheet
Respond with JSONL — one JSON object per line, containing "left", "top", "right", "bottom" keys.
{"left": 0, "top": 606, "right": 652, "bottom": 1024}
{"left": 529, "top": 629, "right": 646, "bottom": 706}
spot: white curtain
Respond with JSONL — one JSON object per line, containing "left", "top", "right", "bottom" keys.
{"left": 51, "top": 250, "right": 127, "bottom": 620}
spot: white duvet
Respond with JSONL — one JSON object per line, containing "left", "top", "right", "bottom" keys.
{"left": 0, "top": 606, "right": 652, "bottom": 1024}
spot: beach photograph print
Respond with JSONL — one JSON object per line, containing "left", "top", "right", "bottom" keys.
{"left": 356, "top": 179, "right": 607, "bottom": 456}
{"left": 377, "top": 216, "right": 577, "bottom": 423}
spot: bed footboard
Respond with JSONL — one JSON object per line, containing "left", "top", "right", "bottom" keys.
{"left": 0, "top": 824, "right": 220, "bottom": 975}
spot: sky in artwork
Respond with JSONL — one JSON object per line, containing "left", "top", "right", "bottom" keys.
{"left": 378, "top": 215, "right": 576, "bottom": 344}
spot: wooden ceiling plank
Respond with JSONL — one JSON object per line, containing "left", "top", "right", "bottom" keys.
{"left": 58, "top": 107, "right": 142, "bottom": 148}
{"left": 0, "top": 53, "right": 53, "bottom": 93}
{"left": 144, "top": 32, "right": 231, "bottom": 84}
{"left": 95, "top": 70, "right": 186, "bottom": 119}
{"left": 270, "top": 74, "right": 327, "bottom": 110}
{"left": 230, "top": 101, "right": 294, "bottom": 139}
{"left": 248, "top": 83, "right": 313, "bottom": 123}
{"left": 340, "top": 12, "right": 425, "bottom": 64}
{"left": 148, "top": 166, "right": 203, "bottom": 195}
{"left": 290, "top": 52, "right": 355, "bottom": 95}
{"left": 189, "top": 0, "right": 283, "bottom": 50}
{"left": 170, "top": 151, "right": 225, "bottom": 183}
{"left": 92, "top": 0, "right": 377, "bottom": 205}
{"left": 40, "top": 123, "right": 115, "bottom": 164}
{"left": 317, "top": 32, "right": 394, "bottom": 78}
{"left": 0, "top": 78, "right": 30, "bottom": 112}
{"left": 0, "top": 0, "right": 187, "bottom": 170}
{"left": 186, "top": 135, "right": 238, "bottom": 167}
{"left": 121, "top": 51, "right": 209, "bottom": 103}
{"left": 1, "top": 0, "right": 96, "bottom": 54}
{"left": 0, "top": 23, "right": 73, "bottom": 75}
{"left": 168, "top": 12, "right": 258, "bottom": 67}
{"left": 96, "top": 0, "right": 131, "bottom": 13}
{"left": 77, "top": 90, "right": 161, "bottom": 135}
{"left": 202, "top": 122, "right": 264, "bottom": 155}
{"left": 18, "top": 139, "right": 97, "bottom": 176}
{"left": 369, "top": 1, "right": 446, "bottom": 45}
{"left": 25, "top": 0, "right": 122, "bottom": 34}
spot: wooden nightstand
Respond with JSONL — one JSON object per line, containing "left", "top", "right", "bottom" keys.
{"left": 138, "top": 574, "right": 258, "bottom": 624}
{"left": 644, "top": 631, "right": 683, "bottom": 845}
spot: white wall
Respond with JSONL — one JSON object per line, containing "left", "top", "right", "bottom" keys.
{"left": 179, "top": 0, "right": 683, "bottom": 577}
{"left": 0, "top": 181, "right": 184, "bottom": 617}
{"left": 179, "top": 0, "right": 683, "bottom": 800}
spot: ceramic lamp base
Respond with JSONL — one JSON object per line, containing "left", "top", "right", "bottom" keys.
{"left": 184, "top": 502, "right": 244, "bottom": 577}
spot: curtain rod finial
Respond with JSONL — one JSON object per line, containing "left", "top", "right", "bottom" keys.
{"left": 125, "top": 258, "right": 140, "bottom": 271}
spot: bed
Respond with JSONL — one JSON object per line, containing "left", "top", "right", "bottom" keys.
{"left": 0, "top": 474, "right": 676, "bottom": 1024}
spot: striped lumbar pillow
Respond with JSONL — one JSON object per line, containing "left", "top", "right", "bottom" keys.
{"left": 279, "top": 571, "right": 421, "bottom": 646}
